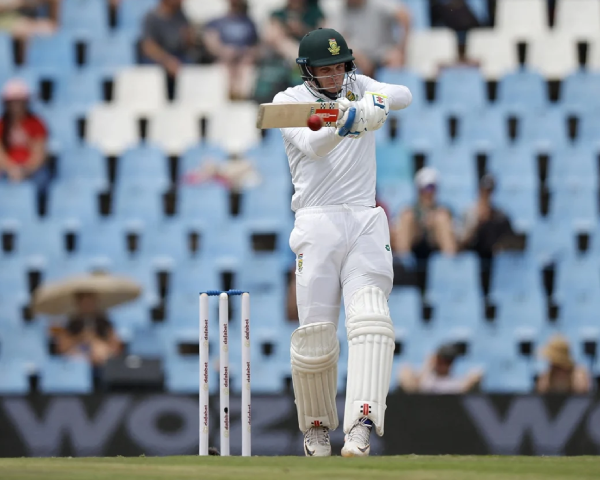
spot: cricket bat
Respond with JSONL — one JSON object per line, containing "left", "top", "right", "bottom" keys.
{"left": 256, "top": 102, "right": 340, "bottom": 129}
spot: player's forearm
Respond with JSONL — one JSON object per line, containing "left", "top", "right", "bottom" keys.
{"left": 285, "top": 127, "right": 344, "bottom": 160}
{"left": 379, "top": 84, "right": 412, "bottom": 110}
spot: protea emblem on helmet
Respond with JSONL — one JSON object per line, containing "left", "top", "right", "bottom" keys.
{"left": 328, "top": 38, "right": 341, "bottom": 55}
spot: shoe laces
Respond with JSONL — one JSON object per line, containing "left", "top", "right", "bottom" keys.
{"left": 307, "top": 426, "right": 330, "bottom": 446}
{"left": 347, "top": 417, "right": 372, "bottom": 444}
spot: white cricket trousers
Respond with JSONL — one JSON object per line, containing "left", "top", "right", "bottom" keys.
{"left": 289, "top": 204, "right": 394, "bottom": 327}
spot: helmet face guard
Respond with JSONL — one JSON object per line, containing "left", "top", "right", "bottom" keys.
{"left": 297, "top": 60, "right": 357, "bottom": 99}
{"left": 296, "top": 28, "right": 357, "bottom": 100}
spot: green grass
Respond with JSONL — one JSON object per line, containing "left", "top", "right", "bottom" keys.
{"left": 0, "top": 456, "right": 599, "bottom": 480}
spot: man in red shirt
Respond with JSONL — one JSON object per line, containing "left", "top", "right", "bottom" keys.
{"left": 0, "top": 79, "right": 49, "bottom": 187}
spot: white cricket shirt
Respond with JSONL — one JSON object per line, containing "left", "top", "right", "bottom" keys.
{"left": 273, "top": 75, "right": 412, "bottom": 212}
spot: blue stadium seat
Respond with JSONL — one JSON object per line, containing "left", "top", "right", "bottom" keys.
{"left": 129, "top": 325, "right": 167, "bottom": 358}
{"left": 53, "top": 70, "right": 103, "bottom": 116}
{"left": 177, "top": 184, "right": 229, "bottom": 225}
{"left": 242, "top": 217, "right": 295, "bottom": 259}
{"left": 526, "top": 219, "right": 573, "bottom": 265}
{"left": 110, "top": 298, "right": 152, "bottom": 338}
{"left": 110, "top": 257, "right": 159, "bottom": 295}
{"left": 27, "top": 33, "right": 76, "bottom": 76}
{"left": 0, "top": 361, "right": 29, "bottom": 394}
{"left": 164, "top": 356, "right": 199, "bottom": 393}
{"left": 170, "top": 259, "right": 221, "bottom": 296}
{"left": 377, "top": 180, "right": 414, "bottom": 217}
{"left": 547, "top": 145, "right": 597, "bottom": 190}
{"left": 495, "top": 185, "right": 538, "bottom": 230}
{"left": 0, "top": 183, "right": 37, "bottom": 224}
{"left": 427, "top": 252, "right": 481, "bottom": 297}
{"left": 518, "top": 109, "right": 569, "bottom": 152}
{"left": 437, "top": 177, "right": 478, "bottom": 216}
{"left": 241, "top": 182, "right": 293, "bottom": 222}
{"left": 549, "top": 185, "right": 597, "bottom": 228}
{"left": 13, "top": 220, "right": 65, "bottom": 261}
{"left": 561, "top": 71, "right": 600, "bottom": 112}
{"left": 165, "top": 292, "right": 200, "bottom": 328}
{"left": 0, "top": 33, "right": 14, "bottom": 77}
{"left": 465, "top": 0, "right": 489, "bottom": 23}
{"left": 497, "top": 70, "right": 547, "bottom": 112}
{"left": 202, "top": 220, "right": 252, "bottom": 262}
{"left": 0, "top": 323, "right": 47, "bottom": 370}
{"left": 179, "top": 143, "right": 228, "bottom": 176}
{"left": 559, "top": 294, "right": 600, "bottom": 331}
{"left": 457, "top": 108, "right": 508, "bottom": 150}
{"left": 400, "top": 108, "right": 449, "bottom": 149}
{"left": 33, "top": 103, "right": 80, "bottom": 151}
{"left": 77, "top": 220, "right": 128, "bottom": 260}
{"left": 117, "top": 144, "right": 170, "bottom": 190}
{"left": 554, "top": 255, "right": 600, "bottom": 301}
{"left": 427, "top": 144, "right": 477, "bottom": 179}
{"left": 43, "top": 255, "right": 113, "bottom": 282}
{"left": 243, "top": 145, "right": 290, "bottom": 182}
{"left": 388, "top": 287, "right": 421, "bottom": 329}
{"left": 136, "top": 220, "right": 190, "bottom": 268}
{"left": 236, "top": 291, "right": 285, "bottom": 329}
{"left": 577, "top": 110, "right": 600, "bottom": 149}
{"left": 429, "top": 292, "right": 483, "bottom": 329}
{"left": 377, "top": 69, "right": 425, "bottom": 110}
{"left": 56, "top": 144, "right": 107, "bottom": 187}
{"left": 0, "top": 259, "right": 29, "bottom": 322}
{"left": 88, "top": 32, "right": 136, "bottom": 77}
{"left": 39, "top": 357, "right": 92, "bottom": 394}
{"left": 376, "top": 143, "right": 413, "bottom": 184}
{"left": 118, "top": 0, "right": 158, "bottom": 37}
{"left": 487, "top": 146, "right": 537, "bottom": 188}
{"left": 492, "top": 291, "right": 546, "bottom": 331}
{"left": 490, "top": 252, "right": 544, "bottom": 299}
{"left": 113, "top": 183, "right": 166, "bottom": 225}
{"left": 481, "top": 357, "right": 533, "bottom": 393}
{"left": 47, "top": 182, "right": 100, "bottom": 227}
{"left": 60, "top": 0, "right": 109, "bottom": 38}
{"left": 235, "top": 253, "right": 288, "bottom": 294}
{"left": 436, "top": 67, "right": 487, "bottom": 112}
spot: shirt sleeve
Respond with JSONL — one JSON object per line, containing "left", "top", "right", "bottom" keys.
{"left": 142, "top": 12, "right": 159, "bottom": 41}
{"left": 358, "top": 74, "right": 412, "bottom": 111}
{"left": 273, "top": 91, "right": 345, "bottom": 160}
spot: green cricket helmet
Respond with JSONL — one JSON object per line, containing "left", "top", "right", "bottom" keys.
{"left": 296, "top": 28, "right": 357, "bottom": 99}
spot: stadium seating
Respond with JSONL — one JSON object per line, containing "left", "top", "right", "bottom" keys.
{"left": 3, "top": 0, "right": 600, "bottom": 395}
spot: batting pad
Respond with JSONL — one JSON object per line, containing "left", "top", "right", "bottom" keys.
{"left": 290, "top": 322, "right": 340, "bottom": 432}
{"left": 344, "top": 286, "right": 395, "bottom": 436}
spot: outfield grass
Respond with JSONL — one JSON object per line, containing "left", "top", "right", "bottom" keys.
{"left": 0, "top": 456, "right": 599, "bottom": 480}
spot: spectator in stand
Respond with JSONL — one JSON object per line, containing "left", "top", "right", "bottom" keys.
{"left": 391, "top": 167, "right": 457, "bottom": 262}
{"left": 0, "top": 79, "right": 49, "bottom": 192}
{"left": 203, "top": 0, "right": 259, "bottom": 100}
{"left": 0, "top": 0, "right": 59, "bottom": 62}
{"left": 536, "top": 335, "right": 591, "bottom": 395}
{"left": 141, "top": 0, "right": 196, "bottom": 97}
{"left": 339, "top": 0, "right": 411, "bottom": 78}
{"left": 459, "top": 174, "right": 516, "bottom": 260}
{"left": 399, "top": 343, "right": 483, "bottom": 394}
{"left": 264, "top": 0, "right": 325, "bottom": 65}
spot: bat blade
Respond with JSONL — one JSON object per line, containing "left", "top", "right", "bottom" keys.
{"left": 256, "top": 102, "right": 340, "bottom": 129}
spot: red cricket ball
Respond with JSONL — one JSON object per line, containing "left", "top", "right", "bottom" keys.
{"left": 307, "top": 114, "right": 324, "bottom": 131}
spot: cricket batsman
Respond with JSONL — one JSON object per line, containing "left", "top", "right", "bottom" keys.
{"left": 273, "top": 28, "right": 412, "bottom": 457}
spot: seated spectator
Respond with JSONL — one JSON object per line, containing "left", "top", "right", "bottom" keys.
{"left": 391, "top": 167, "right": 457, "bottom": 261}
{"left": 0, "top": 79, "right": 49, "bottom": 192}
{"left": 203, "top": 0, "right": 259, "bottom": 100}
{"left": 34, "top": 272, "right": 141, "bottom": 367}
{"left": 536, "top": 335, "right": 591, "bottom": 395}
{"left": 399, "top": 343, "right": 483, "bottom": 394}
{"left": 340, "top": 0, "right": 411, "bottom": 78}
{"left": 459, "top": 174, "right": 516, "bottom": 260}
{"left": 52, "top": 292, "right": 123, "bottom": 367}
{"left": 264, "top": 0, "right": 325, "bottom": 65}
{"left": 0, "top": 1, "right": 58, "bottom": 40}
{"left": 141, "top": 0, "right": 197, "bottom": 97}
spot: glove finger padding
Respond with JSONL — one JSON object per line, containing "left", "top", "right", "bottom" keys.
{"left": 336, "top": 101, "right": 367, "bottom": 138}
{"left": 360, "top": 92, "right": 390, "bottom": 132}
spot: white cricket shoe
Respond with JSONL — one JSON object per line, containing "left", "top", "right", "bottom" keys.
{"left": 341, "top": 417, "right": 373, "bottom": 457}
{"left": 303, "top": 426, "right": 331, "bottom": 457}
